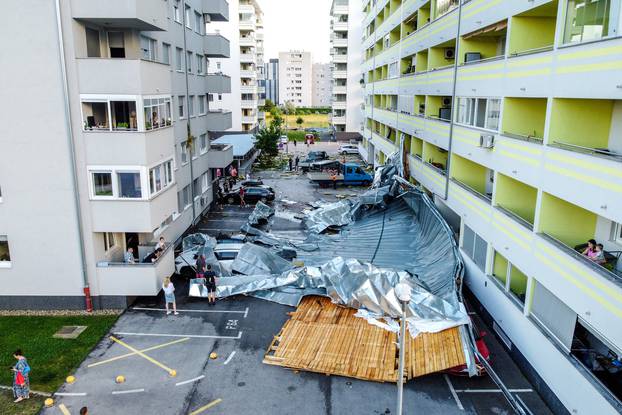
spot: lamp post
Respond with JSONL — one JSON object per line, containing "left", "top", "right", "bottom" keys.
{"left": 395, "top": 281, "right": 412, "bottom": 415}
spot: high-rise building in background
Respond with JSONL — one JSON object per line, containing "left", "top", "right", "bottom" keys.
{"left": 209, "top": 0, "right": 264, "bottom": 131}
{"left": 358, "top": 0, "right": 622, "bottom": 413}
{"left": 312, "top": 63, "right": 332, "bottom": 107}
{"left": 278, "top": 50, "right": 312, "bottom": 107}
{"left": 264, "top": 58, "right": 280, "bottom": 104}
{"left": 1, "top": 0, "right": 236, "bottom": 309}
{"left": 329, "top": 0, "right": 363, "bottom": 140}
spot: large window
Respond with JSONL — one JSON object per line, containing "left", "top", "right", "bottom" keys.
{"left": 149, "top": 159, "right": 174, "bottom": 195}
{"left": 185, "top": 5, "right": 192, "bottom": 28}
{"left": 201, "top": 172, "right": 209, "bottom": 193}
{"left": 436, "top": 0, "right": 458, "bottom": 18}
{"left": 563, "top": 0, "right": 618, "bottom": 44}
{"left": 162, "top": 43, "right": 171, "bottom": 65}
{"left": 189, "top": 95, "right": 195, "bottom": 117}
{"left": 103, "top": 232, "right": 116, "bottom": 251}
{"left": 0, "top": 236, "right": 11, "bottom": 266}
{"left": 90, "top": 168, "right": 143, "bottom": 199}
{"left": 173, "top": 0, "right": 181, "bottom": 23}
{"left": 176, "top": 47, "right": 183, "bottom": 71}
{"left": 199, "top": 133, "right": 207, "bottom": 154}
{"left": 461, "top": 224, "right": 487, "bottom": 271}
{"left": 181, "top": 185, "right": 192, "bottom": 209}
{"left": 181, "top": 141, "right": 189, "bottom": 164}
{"left": 143, "top": 97, "right": 172, "bottom": 130}
{"left": 140, "top": 36, "right": 157, "bottom": 61}
{"left": 388, "top": 61, "right": 398, "bottom": 78}
{"left": 195, "top": 11, "right": 203, "bottom": 33}
{"left": 117, "top": 172, "right": 142, "bottom": 198}
{"left": 178, "top": 95, "right": 185, "bottom": 119}
{"left": 455, "top": 97, "right": 501, "bottom": 131}
{"left": 198, "top": 95, "right": 206, "bottom": 115}
{"left": 92, "top": 172, "right": 113, "bottom": 196}
{"left": 196, "top": 55, "right": 204, "bottom": 74}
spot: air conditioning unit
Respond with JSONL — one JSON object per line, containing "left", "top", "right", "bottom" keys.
{"left": 444, "top": 48, "right": 455, "bottom": 59}
{"left": 479, "top": 134, "right": 495, "bottom": 149}
{"left": 442, "top": 97, "right": 452, "bottom": 106}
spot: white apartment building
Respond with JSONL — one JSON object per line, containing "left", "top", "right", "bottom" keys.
{"left": 330, "top": 0, "right": 364, "bottom": 139}
{"left": 0, "top": 0, "right": 234, "bottom": 309}
{"left": 209, "top": 0, "right": 264, "bottom": 131}
{"left": 359, "top": 0, "right": 622, "bottom": 413}
{"left": 278, "top": 51, "right": 312, "bottom": 107}
{"left": 312, "top": 63, "right": 332, "bottom": 107}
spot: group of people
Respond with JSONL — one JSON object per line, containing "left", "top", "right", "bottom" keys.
{"left": 581, "top": 239, "right": 607, "bottom": 265}
{"left": 288, "top": 155, "right": 300, "bottom": 172}
{"left": 194, "top": 254, "right": 218, "bottom": 305}
{"left": 124, "top": 237, "right": 167, "bottom": 264}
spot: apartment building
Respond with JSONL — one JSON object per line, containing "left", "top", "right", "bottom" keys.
{"left": 312, "top": 63, "right": 332, "bottom": 107}
{"left": 278, "top": 51, "right": 312, "bottom": 106}
{"left": 359, "top": 0, "right": 622, "bottom": 413}
{"left": 330, "top": 0, "right": 364, "bottom": 139}
{"left": 264, "top": 58, "right": 280, "bottom": 104}
{"left": 0, "top": 0, "right": 234, "bottom": 309}
{"left": 209, "top": 0, "right": 264, "bottom": 131}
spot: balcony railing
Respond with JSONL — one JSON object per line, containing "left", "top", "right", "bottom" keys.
{"left": 503, "top": 131, "right": 544, "bottom": 145}
{"left": 550, "top": 141, "right": 622, "bottom": 163}
{"left": 451, "top": 178, "right": 491, "bottom": 203}
{"left": 495, "top": 204, "right": 534, "bottom": 231}
{"left": 425, "top": 161, "right": 447, "bottom": 177}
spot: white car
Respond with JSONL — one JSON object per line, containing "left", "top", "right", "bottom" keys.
{"left": 213, "top": 243, "right": 244, "bottom": 274}
{"left": 280, "top": 135, "right": 289, "bottom": 144}
{"left": 338, "top": 144, "right": 359, "bottom": 155}
{"left": 175, "top": 242, "right": 243, "bottom": 276}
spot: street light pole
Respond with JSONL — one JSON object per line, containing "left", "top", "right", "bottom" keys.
{"left": 395, "top": 282, "right": 412, "bottom": 415}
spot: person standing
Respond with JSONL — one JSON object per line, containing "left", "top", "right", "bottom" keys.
{"left": 295, "top": 155, "right": 300, "bottom": 172}
{"left": 331, "top": 171, "right": 337, "bottom": 190}
{"left": 239, "top": 187, "right": 246, "bottom": 207}
{"left": 162, "top": 277, "right": 178, "bottom": 315}
{"left": 196, "top": 254, "right": 206, "bottom": 277}
{"left": 231, "top": 167, "right": 238, "bottom": 183}
{"left": 204, "top": 264, "right": 218, "bottom": 305}
{"left": 124, "top": 247, "right": 135, "bottom": 264}
{"left": 11, "top": 349, "right": 30, "bottom": 403}
{"left": 288, "top": 157, "right": 293, "bottom": 171}
{"left": 293, "top": 139, "right": 297, "bottom": 148}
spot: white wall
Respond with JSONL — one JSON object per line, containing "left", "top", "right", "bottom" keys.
{"left": 345, "top": 3, "right": 363, "bottom": 133}
{"left": 278, "top": 51, "right": 312, "bottom": 106}
{"left": 312, "top": 63, "right": 332, "bottom": 107}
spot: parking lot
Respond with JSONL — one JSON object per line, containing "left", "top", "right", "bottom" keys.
{"left": 43, "top": 143, "right": 553, "bottom": 414}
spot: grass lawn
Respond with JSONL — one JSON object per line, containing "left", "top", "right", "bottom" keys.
{"left": 0, "top": 391, "right": 45, "bottom": 415}
{"left": 266, "top": 113, "right": 330, "bottom": 129}
{"left": 0, "top": 315, "right": 118, "bottom": 414}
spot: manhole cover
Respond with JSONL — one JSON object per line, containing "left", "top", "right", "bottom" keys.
{"left": 53, "top": 326, "right": 87, "bottom": 339}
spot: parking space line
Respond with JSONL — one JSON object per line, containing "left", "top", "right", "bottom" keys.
{"left": 58, "top": 403, "right": 71, "bottom": 415}
{"left": 454, "top": 389, "right": 533, "bottom": 393}
{"left": 55, "top": 392, "right": 87, "bottom": 397}
{"left": 175, "top": 375, "right": 205, "bottom": 386}
{"left": 189, "top": 398, "right": 223, "bottom": 415}
{"left": 223, "top": 351, "right": 236, "bottom": 365}
{"left": 132, "top": 307, "right": 247, "bottom": 315}
{"left": 115, "top": 331, "right": 243, "bottom": 340}
{"left": 88, "top": 337, "right": 189, "bottom": 368}
{"left": 110, "top": 336, "right": 176, "bottom": 376}
{"left": 111, "top": 388, "right": 145, "bottom": 395}
{"left": 444, "top": 374, "right": 464, "bottom": 411}
{"left": 244, "top": 307, "right": 249, "bottom": 318}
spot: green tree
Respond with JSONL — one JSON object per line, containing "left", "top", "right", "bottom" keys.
{"left": 296, "top": 117, "right": 304, "bottom": 128}
{"left": 255, "top": 116, "right": 282, "bottom": 157}
{"left": 260, "top": 99, "right": 275, "bottom": 113}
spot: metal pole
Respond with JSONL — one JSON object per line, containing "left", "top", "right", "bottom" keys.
{"left": 397, "top": 300, "right": 407, "bottom": 415}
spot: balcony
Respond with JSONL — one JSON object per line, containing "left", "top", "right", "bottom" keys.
{"left": 207, "top": 144, "right": 234, "bottom": 168}
{"left": 240, "top": 99, "right": 258, "bottom": 109}
{"left": 240, "top": 69, "right": 257, "bottom": 79}
{"left": 239, "top": 3, "right": 255, "bottom": 14}
{"left": 494, "top": 173, "right": 537, "bottom": 229}
{"left": 239, "top": 19, "right": 256, "bottom": 31}
{"left": 240, "top": 83, "right": 258, "bottom": 94}
{"left": 332, "top": 116, "right": 346, "bottom": 124}
{"left": 205, "top": 34, "right": 230, "bottom": 58}
{"left": 502, "top": 97, "right": 546, "bottom": 143}
{"left": 333, "top": 70, "right": 347, "bottom": 79}
{"left": 333, "top": 21, "right": 348, "bottom": 31}
{"left": 459, "top": 20, "right": 507, "bottom": 65}
{"left": 71, "top": 0, "right": 167, "bottom": 31}
{"left": 257, "top": 86, "right": 265, "bottom": 94}
{"left": 242, "top": 114, "right": 257, "bottom": 124}
{"left": 332, "top": 101, "right": 346, "bottom": 110}
{"left": 239, "top": 52, "right": 256, "bottom": 64}
{"left": 202, "top": 0, "right": 229, "bottom": 22}
{"left": 449, "top": 154, "right": 493, "bottom": 202}
{"left": 332, "top": 37, "right": 348, "bottom": 47}
{"left": 332, "top": 54, "right": 348, "bottom": 63}
{"left": 206, "top": 73, "right": 231, "bottom": 93}
{"left": 239, "top": 35, "right": 256, "bottom": 47}
{"left": 96, "top": 244, "right": 174, "bottom": 296}
{"left": 206, "top": 110, "right": 232, "bottom": 131}
{"left": 332, "top": 85, "right": 347, "bottom": 94}
{"left": 77, "top": 58, "right": 171, "bottom": 95}
{"left": 508, "top": 2, "right": 557, "bottom": 57}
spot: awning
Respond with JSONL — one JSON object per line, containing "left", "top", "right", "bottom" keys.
{"left": 463, "top": 20, "right": 507, "bottom": 39}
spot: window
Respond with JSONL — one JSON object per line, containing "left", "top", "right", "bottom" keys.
{"left": 563, "top": 0, "right": 618, "bottom": 44}
{"left": 178, "top": 95, "right": 185, "bottom": 118}
{"left": 181, "top": 141, "right": 189, "bottom": 164}
{"left": 201, "top": 172, "right": 209, "bottom": 193}
{"left": 455, "top": 97, "right": 501, "bottom": 131}
{"left": 0, "top": 236, "right": 11, "bottom": 266}
{"left": 195, "top": 11, "right": 203, "bottom": 33}
{"left": 198, "top": 95, "right": 206, "bottom": 114}
{"left": 531, "top": 281, "right": 576, "bottom": 350}
{"left": 461, "top": 224, "right": 487, "bottom": 271}
{"left": 173, "top": 0, "right": 181, "bottom": 23}
{"left": 149, "top": 159, "right": 174, "bottom": 195}
{"left": 117, "top": 172, "right": 142, "bottom": 198}
{"left": 108, "top": 31, "right": 125, "bottom": 58}
{"left": 181, "top": 185, "right": 192, "bottom": 209}
{"left": 196, "top": 55, "right": 204, "bottom": 74}
{"left": 176, "top": 47, "right": 183, "bottom": 71}
{"left": 199, "top": 133, "right": 207, "bottom": 154}
{"left": 140, "top": 36, "right": 157, "bottom": 61}
{"left": 144, "top": 97, "right": 172, "bottom": 130}
{"left": 92, "top": 172, "right": 113, "bottom": 196}
{"left": 189, "top": 95, "right": 195, "bottom": 116}
{"left": 85, "top": 27, "right": 100, "bottom": 57}
{"left": 103, "top": 233, "right": 116, "bottom": 251}
{"left": 185, "top": 5, "right": 192, "bottom": 27}
{"left": 208, "top": 94, "right": 214, "bottom": 102}
{"left": 162, "top": 43, "right": 171, "bottom": 65}
{"left": 187, "top": 51, "right": 193, "bottom": 72}
{"left": 615, "top": 222, "right": 622, "bottom": 245}
{"left": 436, "top": 0, "right": 458, "bottom": 18}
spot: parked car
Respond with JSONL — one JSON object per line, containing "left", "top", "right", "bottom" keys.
{"left": 338, "top": 144, "right": 359, "bottom": 155}
{"left": 280, "top": 135, "right": 289, "bottom": 144}
{"left": 237, "top": 179, "right": 274, "bottom": 192}
{"left": 307, "top": 151, "right": 328, "bottom": 161}
{"left": 175, "top": 242, "right": 243, "bottom": 277}
{"left": 222, "top": 187, "right": 275, "bottom": 204}
{"left": 213, "top": 243, "right": 244, "bottom": 274}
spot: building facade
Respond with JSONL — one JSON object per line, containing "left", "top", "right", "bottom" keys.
{"left": 0, "top": 0, "right": 235, "bottom": 309}
{"left": 330, "top": 0, "right": 364, "bottom": 138}
{"left": 209, "top": 0, "right": 264, "bottom": 131}
{"left": 264, "top": 58, "right": 280, "bottom": 104}
{"left": 359, "top": 0, "right": 622, "bottom": 413}
{"left": 278, "top": 50, "right": 312, "bottom": 106}
{"left": 312, "top": 63, "right": 332, "bottom": 107}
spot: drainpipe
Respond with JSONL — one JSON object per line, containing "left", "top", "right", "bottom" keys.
{"left": 181, "top": 6, "right": 197, "bottom": 223}
{"left": 442, "top": 1, "right": 464, "bottom": 201}
{"left": 54, "top": 0, "right": 92, "bottom": 312}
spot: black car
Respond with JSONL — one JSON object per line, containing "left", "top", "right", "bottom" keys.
{"left": 307, "top": 151, "right": 328, "bottom": 161}
{"left": 222, "top": 187, "right": 275, "bottom": 204}
{"left": 235, "top": 179, "right": 274, "bottom": 193}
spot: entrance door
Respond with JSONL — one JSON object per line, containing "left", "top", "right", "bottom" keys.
{"left": 125, "top": 233, "right": 139, "bottom": 260}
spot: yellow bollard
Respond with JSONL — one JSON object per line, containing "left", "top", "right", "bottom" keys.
{"left": 66, "top": 375, "right": 76, "bottom": 384}
{"left": 209, "top": 352, "right": 218, "bottom": 360}
{"left": 115, "top": 375, "right": 125, "bottom": 383}
{"left": 169, "top": 369, "right": 177, "bottom": 377}
{"left": 44, "top": 398, "right": 54, "bottom": 407}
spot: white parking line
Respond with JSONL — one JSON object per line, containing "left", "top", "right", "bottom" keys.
{"left": 444, "top": 374, "right": 464, "bottom": 411}
{"left": 454, "top": 389, "right": 534, "bottom": 393}
{"left": 115, "top": 331, "right": 243, "bottom": 340}
{"left": 176, "top": 375, "right": 205, "bottom": 386}
{"left": 112, "top": 388, "right": 145, "bottom": 395}
{"left": 132, "top": 307, "right": 247, "bottom": 315}
{"left": 55, "top": 392, "right": 87, "bottom": 396}
{"left": 223, "top": 351, "right": 236, "bottom": 365}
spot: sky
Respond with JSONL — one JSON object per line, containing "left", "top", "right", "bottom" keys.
{"left": 259, "top": 0, "right": 333, "bottom": 64}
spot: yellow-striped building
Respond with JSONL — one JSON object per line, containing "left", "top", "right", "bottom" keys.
{"left": 359, "top": 0, "right": 622, "bottom": 413}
